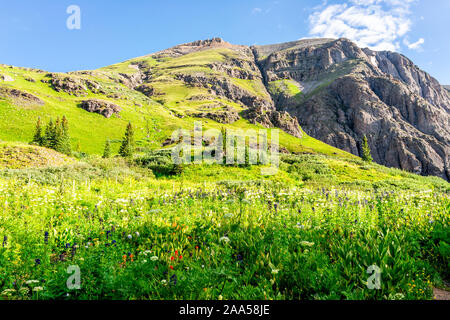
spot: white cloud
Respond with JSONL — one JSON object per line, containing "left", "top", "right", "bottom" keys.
{"left": 252, "top": 8, "right": 263, "bottom": 15}
{"left": 308, "top": 0, "right": 420, "bottom": 51}
{"left": 252, "top": 5, "right": 275, "bottom": 16}
{"left": 404, "top": 37, "right": 424, "bottom": 50}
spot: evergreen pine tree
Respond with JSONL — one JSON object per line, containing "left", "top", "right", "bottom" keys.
{"left": 59, "top": 116, "right": 72, "bottom": 155}
{"left": 53, "top": 117, "right": 63, "bottom": 152}
{"left": 221, "top": 127, "right": 227, "bottom": 164}
{"left": 244, "top": 142, "right": 250, "bottom": 167}
{"left": 119, "top": 122, "right": 135, "bottom": 158}
{"left": 44, "top": 119, "right": 55, "bottom": 149}
{"left": 31, "top": 117, "right": 44, "bottom": 146}
{"left": 103, "top": 139, "right": 111, "bottom": 159}
{"left": 361, "top": 135, "right": 373, "bottom": 163}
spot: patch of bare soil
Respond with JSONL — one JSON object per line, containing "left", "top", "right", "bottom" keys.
{"left": 433, "top": 288, "right": 450, "bottom": 300}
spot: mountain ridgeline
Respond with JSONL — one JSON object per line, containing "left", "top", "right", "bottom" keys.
{"left": 252, "top": 38, "right": 450, "bottom": 181}
{"left": 124, "top": 37, "right": 449, "bottom": 180}
{"left": 0, "top": 37, "right": 449, "bottom": 180}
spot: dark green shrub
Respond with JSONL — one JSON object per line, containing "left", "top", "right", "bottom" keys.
{"left": 135, "top": 150, "right": 185, "bottom": 176}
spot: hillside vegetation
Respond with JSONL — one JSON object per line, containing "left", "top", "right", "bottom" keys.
{"left": 0, "top": 154, "right": 448, "bottom": 300}
{"left": 0, "top": 141, "right": 73, "bottom": 169}
{"left": 0, "top": 38, "right": 448, "bottom": 301}
{"left": 0, "top": 57, "right": 351, "bottom": 160}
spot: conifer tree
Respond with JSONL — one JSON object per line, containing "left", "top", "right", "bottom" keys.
{"left": 221, "top": 127, "right": 227, "bottom": 164}
{"left": 31, "top": 117, "right": 44, "bottom": 146}
{"left": 103, "top": 139, "right": 111, "bottom": 159}
{"left": 361, "top": 135, "right": 373, "bottom": 163}
{"left": 244, "top": 142, "right": 250, "bottom": 167}
{"left": 59, "top": 116, "right": 72, "bottom": 155}
{"left": 53, "top": 117, "right": 63, "bottom": 152}
{"left": 119, "top": 122, "right": 135, "bottom": 158}
{"left": 44, "top": 119, "right": 55, "bottom": 149}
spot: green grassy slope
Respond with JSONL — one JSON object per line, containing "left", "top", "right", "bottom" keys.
{"left": 0, "top": 64, "right": 173, "bottom": 154}
{"left": 99, "top": 46, "right": 270, "bottom": 114}
{"left": 0, "top": 44, "right": 353, "bottom": 160}
{"left": 0, "top": 41, "right": 448, "bottom": 188}
{"left": 0, "top": 141, "right": 447, "bottom": 193}
{"left": 0, "top": 141, "right": 73, "bottom": 169}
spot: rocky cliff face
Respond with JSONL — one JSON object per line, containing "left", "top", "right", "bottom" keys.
{"left": 252, "top": 38, "right": 450, "bottom": 180}
{"left": 127, "top": 38, "right": 303, "bottom": 138}
{"left": 115, "top": 37, "right": 448, "bottom": 179}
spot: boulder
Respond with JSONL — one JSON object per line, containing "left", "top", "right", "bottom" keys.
{"left": 0, "top": 87, "right": 44, "bottom": 105}
{"left": 43, "top": 73, "right": 105, "bottom": 96}
{"left": 80, "top": 99, "right": 121, "bottom": 118}
{"left": 188, "top": 107, "right": 240, "bottom": 124}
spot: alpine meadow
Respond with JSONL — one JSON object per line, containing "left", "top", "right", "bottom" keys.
{"left": 0, "top": 1, "right": 449, "bottom": 304}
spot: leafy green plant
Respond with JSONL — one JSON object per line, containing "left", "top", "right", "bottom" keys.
{"left": 135, "top": 150, "right": 185, "bottom": 176}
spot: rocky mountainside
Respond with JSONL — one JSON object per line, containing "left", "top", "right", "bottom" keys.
{"left": 0, "top": 37, "right": 448, "bottom": 180}
{"left": 134, "top": 37, "right": 449, "bottom": 180}
{"left": 253, "top": 38, "right": 450, "bottom": 180}
{"left": 108, "top": 38, "right": 303, "bottom": 138}
{"left": 0, "top": 38, "right": 353, "bottom": 160}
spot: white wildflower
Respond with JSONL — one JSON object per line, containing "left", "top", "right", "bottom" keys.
{"left": 219, "top": 236, "right": 230, "bottom": 244}
{"left": 1, "top": 289, "right": 16, "bottom": 296}
{"left": 300, "top": 241, "right": 315, "bottom": 247}
{"left": 223, "top": 213, "right": 233, "bottom": 219}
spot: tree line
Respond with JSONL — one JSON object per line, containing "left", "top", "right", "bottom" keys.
{"left": 102, "top": 121, "right": 135, "bottom": 158}
{"left": 31, "top": 116, "right": 372, "bottom": 164}
{"left": 31, "top": 116, "right": 136, "bottom": 159}
{"left": 31, "top": 116, "right": 72, "bottom": 155}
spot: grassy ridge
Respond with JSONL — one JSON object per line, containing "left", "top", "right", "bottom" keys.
{"left": 0, "top": 141, "right": 73, "bottom": 169}
{"left": 0, "top": 55, "right": 354, "bottom": 159}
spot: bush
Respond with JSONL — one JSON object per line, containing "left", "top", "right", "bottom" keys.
{"left": 135, "top": 150, "right": 185, "bottom": 176}
{"left": 281, "top": 154, "right": 334, "bottom": 181}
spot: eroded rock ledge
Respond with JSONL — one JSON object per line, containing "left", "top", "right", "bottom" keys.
{"left": 80, "top": 99, "right": 121, "bottom": 118}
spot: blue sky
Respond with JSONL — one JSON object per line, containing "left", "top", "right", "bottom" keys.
{"left": 1, "top": 0, "right": 449, "bottom": 83}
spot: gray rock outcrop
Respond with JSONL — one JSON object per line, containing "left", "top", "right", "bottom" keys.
{"left": 253, "top": 38, "right": 450, "bottom": 180}
{"left": 80, "top": 99, "right": 121, "bottom": 118}
{"left": 0, "top": 87, "right": 44, "bottom": 105}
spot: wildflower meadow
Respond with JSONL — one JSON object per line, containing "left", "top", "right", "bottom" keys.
{"left": 0, "top": 160, "right": 448, "bottom": 300}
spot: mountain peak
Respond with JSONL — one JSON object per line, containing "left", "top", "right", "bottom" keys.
{"left": 152, "top": 37, "right": 234, "bottom": 58}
